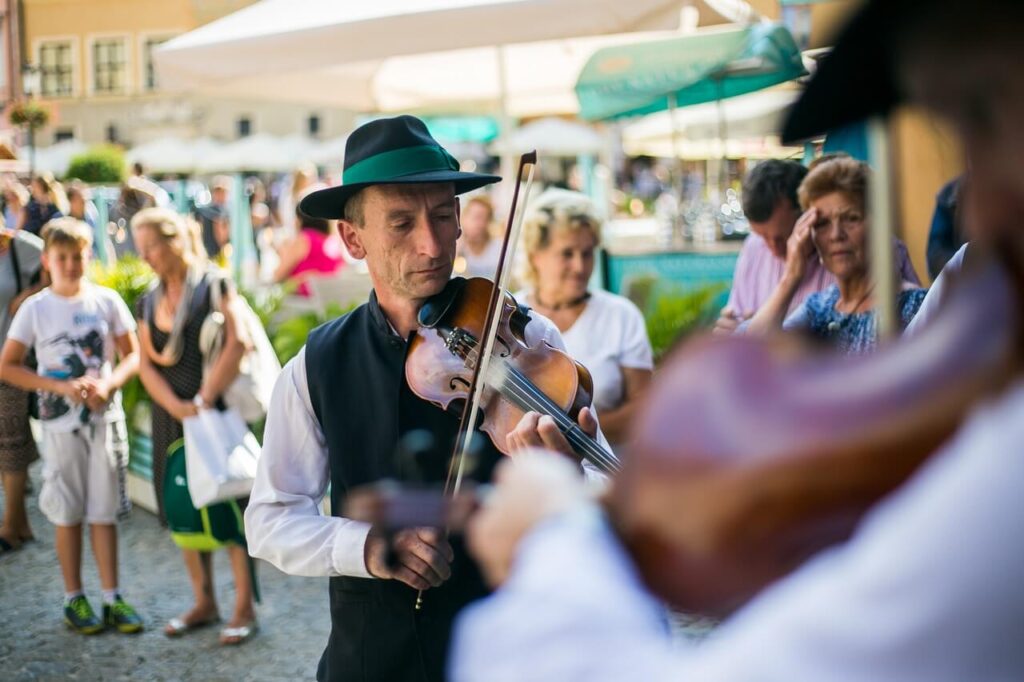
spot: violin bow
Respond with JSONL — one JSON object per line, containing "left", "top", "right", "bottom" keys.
{"left": 445, "top": 151, "right": 537, "bottom": 498}
{"left": 411, "top": 152, "right": 536, "bottom": 612}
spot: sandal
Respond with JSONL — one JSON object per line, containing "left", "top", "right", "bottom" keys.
{"left": 0, "top": 537, "right": 16, "bottom": 556}
{"left": 164, "top": 614, "right": 221, "bottom": 637}
{"left": 219, "top": 620, "right": 258, "bottom": 646}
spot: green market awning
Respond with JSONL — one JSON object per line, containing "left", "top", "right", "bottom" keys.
{"left": 575, "top": 23, "right": 806, "bottom": 121}
{"left": 422, "top": 116, "right": 500, "bottom": 143}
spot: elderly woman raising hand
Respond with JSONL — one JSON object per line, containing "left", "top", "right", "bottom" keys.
{"left": 744, "top": 158, "right": 926, "bottom": 354}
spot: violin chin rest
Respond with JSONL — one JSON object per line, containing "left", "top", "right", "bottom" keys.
{"left": 418, "top": 277, "right": 468, "bottom": 328}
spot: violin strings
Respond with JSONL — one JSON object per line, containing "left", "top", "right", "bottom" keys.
{"left": 489, "top": 361, "right": 620, "bottom": 473}
{"left": 498, "top": 364, "right": 621, "bottom": 473}
{"left": 447, "top": 328, "right": 620, "bottom": 473}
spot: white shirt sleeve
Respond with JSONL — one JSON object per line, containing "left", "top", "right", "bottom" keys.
{"left": 615, "top": 296, "right": 654, "bottom": 370}
{"left": 244, "top": 347, "right": 373, "bottom": 578}
{"left": 903, "top": 243, "right": 968, "bottom": 339}
{"left": 451, "top": 381, "right": 1024, "bottom": 682}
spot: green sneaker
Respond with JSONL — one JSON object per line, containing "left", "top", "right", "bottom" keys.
{"left": 64, "top": 595, "right": 104, "bottom": 635}
{"left": 103, "top": 596, "right": 144, "bottom": 634}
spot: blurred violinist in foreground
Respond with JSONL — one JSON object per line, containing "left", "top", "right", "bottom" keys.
{"left": 451, "top": 1, "right": 1024, "bottom": 680}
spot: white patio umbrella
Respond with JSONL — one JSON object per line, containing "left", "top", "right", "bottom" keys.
{"left": 623, "top": 135, "right": 800, "bottom": 160}
{"left": 489, "top": 117, "right": 603, "bottom": 156}
{"left": 126, "top": 136, "right": 222, "bottom": 175}
{"left": 34, "top": 139, "right": 87, "bottom": 177}
{"left": 155, "top": 0, "right": 737, "bottom": 227}
{"left": 306, "top": 134, "right": 349, "bottom": 168}
{"left": 622, "top": 87, "right": 801, "bottom": 156}
{"left": 195, "top": 133, "right": 317, "bottom": 173}
{"left": 156, "top": 0, "right": 733, "bottom": 96}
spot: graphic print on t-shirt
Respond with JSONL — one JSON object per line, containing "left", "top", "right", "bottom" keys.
{"left": 37, "top": 322, "right": 106, "bottom": 425}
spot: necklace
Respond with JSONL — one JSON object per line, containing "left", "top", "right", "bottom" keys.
{"left": 533, "top": 291, "right": 591, "bottom": 312}
{"left": 827, "top": 285, "right": 874, "bottom": 332}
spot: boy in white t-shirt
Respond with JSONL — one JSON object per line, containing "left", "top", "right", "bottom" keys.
{"left": 0, "top": 218, "right": 143, "bottom": 635}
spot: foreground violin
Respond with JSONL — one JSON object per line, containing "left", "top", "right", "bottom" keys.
{"left": 613, "top": 255, "right": 1019, "bottom": 613}
{"left": 352, "top": 251, "right": 1021, "bottom": 616}
{"left": 406, "top": 276, "right": 620, "bottom": 475}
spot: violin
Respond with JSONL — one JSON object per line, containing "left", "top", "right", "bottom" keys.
{"left": 613, "top": 252, "right": 1021, "bottom": 614}
{"left": 350, "top": 250, "right": 1022, "bottom": 616}
{"left": 406, "top": 276, "right": 620, "bottom": 475}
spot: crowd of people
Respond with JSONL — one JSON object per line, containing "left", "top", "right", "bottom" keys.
{"left": 1, "top": 1, "right": 1020, "bottom": 679}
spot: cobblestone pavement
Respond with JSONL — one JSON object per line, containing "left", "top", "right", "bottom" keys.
{"left": 2, "top": 462, "right": 718, "bottom": 681}
{"left": 0, "top": 462, "right": 330, "bottom": 682}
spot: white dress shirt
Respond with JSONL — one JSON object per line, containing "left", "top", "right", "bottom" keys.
{"left": 452, "top": 380, "right": 1024, "bottom": 681}
{"left": 245, "top": 311, "right": 610, "bottom": 579}
{"left": 903, "top": 243, "right": 968, "bottom": 339}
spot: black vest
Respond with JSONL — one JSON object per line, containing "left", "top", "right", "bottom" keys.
{"left": 306, "top": 292, "right": 497, "bottom": 682}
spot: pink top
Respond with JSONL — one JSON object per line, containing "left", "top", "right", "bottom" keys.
{"left": 726, "top": 233, "right": 921, "bottom": 318}
{"left": 291, "top": 228, "right": 346, "bottom": 297}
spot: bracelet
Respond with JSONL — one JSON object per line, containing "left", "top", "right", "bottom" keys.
{"left": 193, "top": 394, "right": 208, "bottom": 409}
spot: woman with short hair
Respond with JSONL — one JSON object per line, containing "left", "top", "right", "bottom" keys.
{"left": 516, "top": 189, "right": 653, "bottom": 450}
{"left": 745, "top": 157, "right": 926, "bottom": 353}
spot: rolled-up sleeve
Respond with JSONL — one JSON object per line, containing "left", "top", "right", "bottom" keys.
{"left": 244, "top": 347, "right": 372, "bottom": 578}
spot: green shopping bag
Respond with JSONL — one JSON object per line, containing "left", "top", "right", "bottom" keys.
{"left": 163, "top": 438, "right": 247, "bottom": 551}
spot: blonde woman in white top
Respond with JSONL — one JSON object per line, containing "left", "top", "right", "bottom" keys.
{"left": 515, "top": 189, "right": 653, "bottom": 449}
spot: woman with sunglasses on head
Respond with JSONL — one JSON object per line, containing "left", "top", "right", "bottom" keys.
{"left": 514, "top": 188, "right": 653, "bottom": 450}
{"left": 743, "top": 157, "right": 926, "bottom": 354}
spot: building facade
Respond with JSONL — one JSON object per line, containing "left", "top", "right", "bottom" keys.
{"left": 21, "top": 0, "right": 356, "bottom": 147}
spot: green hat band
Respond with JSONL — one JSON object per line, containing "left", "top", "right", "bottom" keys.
{"left": 343, "top": 145, "right": 460, "bottom": 185}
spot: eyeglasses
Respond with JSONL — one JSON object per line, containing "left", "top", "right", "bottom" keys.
{"left": 812, "top": 209, "right": 864, "bottom": 233}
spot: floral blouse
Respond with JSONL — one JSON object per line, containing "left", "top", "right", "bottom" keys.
{"left": 782, "top": 284, "right": 927, "bottom": 355}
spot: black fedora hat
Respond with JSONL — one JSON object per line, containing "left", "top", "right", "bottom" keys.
{"left": 781, "top": 0, "right": 907, "bottom": 144}
{"left": 783, "top": 0, "right": 1024, "bottom": 144}
{"left": 300, "top": 115, "right": 501, "bottom": 220}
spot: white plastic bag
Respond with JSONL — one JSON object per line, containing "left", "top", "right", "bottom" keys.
{"left": 199, "top": 276, "right": 282, "bottom": 423}
{"left": 183, "top": 408, "right": 260, "bottom": 508}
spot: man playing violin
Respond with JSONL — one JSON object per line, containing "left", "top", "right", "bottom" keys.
{"left": 244, "top": 115, "right": 604, "bottom": 682}
{"left": 450, "top": 1, "right": 1024, "bottom": 680}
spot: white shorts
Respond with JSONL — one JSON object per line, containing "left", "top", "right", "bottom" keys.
{"left": 39, "top": 421, "right": 130, "bottom": 526}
